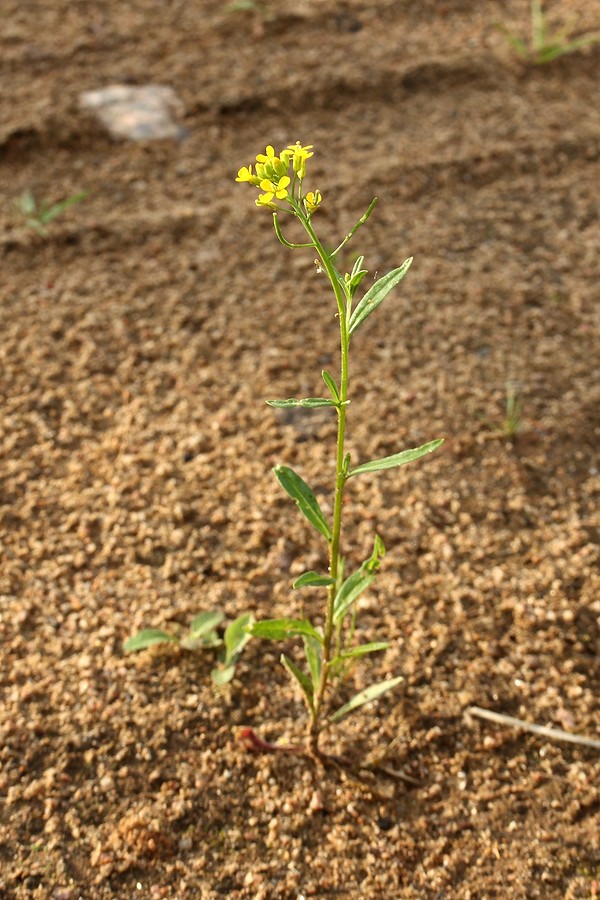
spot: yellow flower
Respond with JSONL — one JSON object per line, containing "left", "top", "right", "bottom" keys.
{"left": 235, "top": 165, "right": 261, "bottom": 185}
{"left": 255, "top": 145, "right": 289, "bottom": 181}
{"left": 304, "top": 190, "right": 322, "bottom": 213}
{"left": 287, "top": 142, "right": 314, "bottom": 178}
{"left": 255, "top": 193, "right": 277, "bottom": 209}
{"left": 256, "top": 145, "right": 279, "bottom": 164}
{"left": 257, "top": 175, "right": 291, "bottom": 205}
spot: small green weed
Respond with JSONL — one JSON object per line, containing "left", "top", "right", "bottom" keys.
{"left": 503, "top": 381, "right": 524, "bottom": 439}
{"left": 499, "top": 0, "right": 600, "bottom": 64}
{"left": 226, "top": 0, "right": 273, "bottom": 23}
{"left": 125, "top": 611, "right": 254, "bottom": 686}
{"left": 14, "top": 189, "right": 87, "bottom": 236}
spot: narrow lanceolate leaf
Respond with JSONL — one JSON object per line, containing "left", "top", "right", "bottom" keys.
{"left": 293, "top": 571, "right": 335, "bottom": 589}
{"left": 266, "top": 397, "right": 337, "bottom": 409}
{"left": 339, "top": 641, "right": 389, "bottom": 660}
{"left": 280, "top": 653, "right": 314, "bottom": 712}
{"left": 273, "top": 465, "right": 332, "bottom": 541}
{"left": 223, "top": 612, "right": 254, "bottom": 665}
{"left": 249, "top": 618, "right": 324, "bottom": 644}
{"left": 329, "top": 676, "right": 403, "bottom": 723}
{"left": 303, "top": 634, "right": 322, "bottom": 691}
{"left": 348, "top": 258, "right": 413, "bottom": 336}
{"left": 348, "top": 438, "right": 444, "bottom": 478}
{"left": 123, "top": 629, "right": 178, "bottom": 652}
{"left": 333, "top": 571, "right": 375, "bottom": 624}
{"left": 321, "top": 370, "right": 340, "bottom": 404}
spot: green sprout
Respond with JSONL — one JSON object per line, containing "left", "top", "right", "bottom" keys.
{"left": 125, "top": 611, "right": 254, "bottom": 686}
{"left": 14, "top": 189, "right": 87, "bottom": 237}
{"left": 226, "top": 0, "right": 273, "bottom": 24}
{"left": 236, "top": 142, "right": 443, "bottom": 757}
{"left": 499, "top": 0, "right": 600, "bottom": 64}
{"left": 503, "top": 381, "right": 524, "bottom": 439}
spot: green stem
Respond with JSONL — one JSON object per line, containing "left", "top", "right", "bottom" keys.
{"left": 330, "top": 197, "right": 378, "bottom": 258}
{"left": 298, "top": 211, "right": 350, "bottom": 752}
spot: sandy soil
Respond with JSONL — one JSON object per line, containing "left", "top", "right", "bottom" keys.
{"left": 1, "top": 0, "right": 600, "bottom": 897}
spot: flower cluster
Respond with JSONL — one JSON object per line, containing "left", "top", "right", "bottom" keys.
{"left": 235, "top": 142, "right": 322, "bottom": 212}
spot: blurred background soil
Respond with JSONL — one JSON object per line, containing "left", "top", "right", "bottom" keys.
{"left": 1, "top": 1, "right": 599, "bottom": 897}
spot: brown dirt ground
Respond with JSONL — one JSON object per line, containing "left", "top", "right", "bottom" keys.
{"left": 1, "top": 0, "right": 600, "bottom": 897}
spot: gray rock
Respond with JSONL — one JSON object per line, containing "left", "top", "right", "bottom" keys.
{"left": 79, "top": 84, "right": 186, "bottom": 141}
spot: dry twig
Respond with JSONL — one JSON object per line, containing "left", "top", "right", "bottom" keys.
{"left": 466, "top": 706, "right": 600, "bottom": 750}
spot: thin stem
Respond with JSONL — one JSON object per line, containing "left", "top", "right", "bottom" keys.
{"left": 273, "top": 213, "right": 314, "bottom": 249}
{"left": 330, "top": 197, "right": 378, "bottom": 258}
{"left": 297, "top": 211, "right": 350, "bottom": 752}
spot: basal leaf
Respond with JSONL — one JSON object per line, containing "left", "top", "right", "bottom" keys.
{"left": 348, "top": 438, "right": 443, "bottom": 478}
{"left": 266, "top": 397, "right": 337, "bottom": 409}
{"left": 333, "top": 571, "right": 375, "bottom": 624}
{"left": 280, "top": 653, "right": 314, "bottom": 712}
{"left": 273, "top": 465, "right": 332, "bottom": 541}
{"left": 223, "top": 612, "right": 254, "bottom": 664}
{"left": 348, "top": 258, "right": 412, "bottom": 336}
{"left": 123, "top": 629, "right": 178, "bottom": 652}
{"left": 293, "top": 571, "right": 335, "bottom": 589}
{"left": 329, "top": 676, "right": 403, "bottom": 723}
{"left": 249, "top": 618, "right": 324, "bottom": 643}
{"left": 189, "top": 611, "right": 225, "bottom": 638}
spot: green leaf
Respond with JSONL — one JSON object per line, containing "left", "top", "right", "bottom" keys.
{"left": 223, "top": 612, "right": 254, "bottom": 665}
{"left": 17, "top": 191, "right": 37, "bottom": 215}
{"left": 348, "top": 438, "right": 443, "bottom": 478}
{"left": 339, "top": 641, "right": 389, "bottom": 660}
{"left": 280, "top": 653, "right": 314, "bottom": 712}
{"left": 266, "top": 397, "right": 337, "bottom": 409}
{"left": 180, "top": 611, "right": 225, "bottom": 650}
{"left": 344, "top": 255, "right": 369, "bottom": 297}
{"left": 363, "top": 534, "right": 386, "bottom": 574}
{"left": 180, "top": 630, "right": 221, "bottom": 651}
{"left": 273, "top": 465, "right": 332, "bottom": 541}
{"left": 303, "top": 634, "right": 322, "bottom": 690}
{"left": 189, "top": 611, "right": 225, "bottom": 637}
{"left": 211, "top": 664, "right": 236, "bottom": 685}
{"left": 293, "top": 571, "right": 335, "bottom": 589}
{"left": 249, "top": 617, "right": 324, "bottom": 643}
{"left": 123, "top": 629, "right": 178, "bottom": 652}
{"left": 329, "top": 676, "right": 403, "bottom": 723}
{"left": 40, "top": 192, "right": 87, "bottom": 224}
{"left": 321, "top": 370, "right": 340, "bottom": 403}
{"left": 333, "top": 571, "right": 375, "bottom": 624}
{"left": 348, "top": 258, "right": 413, "bottom": 336}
